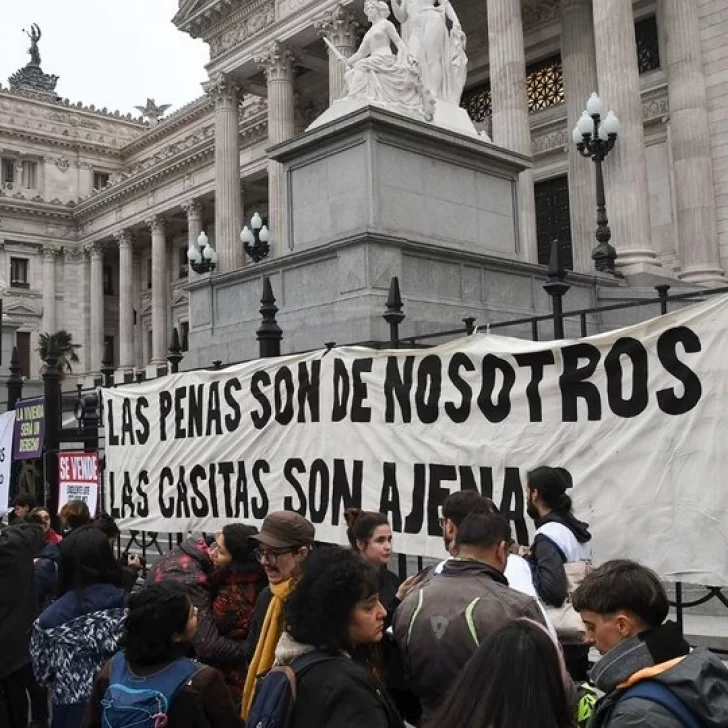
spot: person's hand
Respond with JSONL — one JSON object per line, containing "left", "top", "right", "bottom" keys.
{"left": 127, "top": 554, "right": 142, "bottom": 571}
{"left": 396, "top": 573, "right": 421, "bottom": 601}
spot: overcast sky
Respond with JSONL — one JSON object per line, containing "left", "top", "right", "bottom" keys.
{"left": 0, "top": 0, "right": 210, "bottom": 116}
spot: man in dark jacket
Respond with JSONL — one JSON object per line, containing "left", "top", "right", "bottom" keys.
{"left": 0, "top": 520, "right": 44, "bottom": 727}
{"left": 393, "top": 511, "right": 546, "bottom": 722}
{"left": 573, "top": 559, "right": 728, "bottom": 727}
{"left": 147, "top": 536, "right": 246, "bottom": 669}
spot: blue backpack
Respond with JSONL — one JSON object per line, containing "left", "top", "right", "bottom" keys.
{"left": 101, "top": 652, "right": 202, "bottom": 728}
{"left": 619, "top": 679, "right": 703, "bottom": 728}
{"left": 246, "top": 651, "right": 336, "bottom": 728}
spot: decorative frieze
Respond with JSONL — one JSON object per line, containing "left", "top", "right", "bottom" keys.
{"left": 208, "top": 1, "right": 275, "bottom": 60}
{"left": 522, "top": 0, "right": 560, "bottom": 32}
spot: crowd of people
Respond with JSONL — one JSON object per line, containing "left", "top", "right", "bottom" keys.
{"left": 1, "top": 465, "right": 727, "bottom": 727}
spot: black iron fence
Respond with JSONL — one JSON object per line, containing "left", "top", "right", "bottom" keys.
{"left": 7, "top": 242, "right": 727, "bottom": 637}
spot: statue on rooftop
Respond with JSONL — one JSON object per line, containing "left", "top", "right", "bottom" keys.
{"left": 9, "top": 24, "right": 59, "bottom": 96}
{"left": 24, "top": 24, "right": 42, "bottom": 67}
{"left": 134, "top": 98, "right": 172, "bottom": 126}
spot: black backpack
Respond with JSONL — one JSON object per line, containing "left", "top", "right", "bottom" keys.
{"left": 247, "top": 651, "right": 335, "bottom": 728}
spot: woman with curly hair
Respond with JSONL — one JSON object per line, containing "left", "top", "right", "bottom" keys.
{"left": 268, "top": 546, "right": 404, "bottom": 728}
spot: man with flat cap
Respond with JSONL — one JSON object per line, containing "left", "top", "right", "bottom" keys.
{"left": 241, "top": 511, "right": 315, "bottom": 718}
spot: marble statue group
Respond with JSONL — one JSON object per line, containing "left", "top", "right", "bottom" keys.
{"left": 311, "top": 0, "right": 483, "bottom": 138}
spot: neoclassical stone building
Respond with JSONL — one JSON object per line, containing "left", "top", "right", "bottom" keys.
{"left": 0, "top": 0, "right": 726, "bottom": 378}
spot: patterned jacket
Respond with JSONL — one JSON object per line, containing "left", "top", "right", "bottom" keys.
{"left": 30, "top": 582, "right": 127, "bottom": 706}
{"left": 212, "top": 565, "right": 266, "bottom": 703}
{"left": 147, "top": 537, "right": 249, "bottom": 669}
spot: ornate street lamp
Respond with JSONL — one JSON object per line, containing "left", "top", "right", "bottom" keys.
{"left": 240, "top": 212, "right": 271, "bottom": 263}
{"left": 573, "top": 92, "right": 622, "bottom": 276}
{"left": 187, "top": 231, "right": 218, "bottom": 274}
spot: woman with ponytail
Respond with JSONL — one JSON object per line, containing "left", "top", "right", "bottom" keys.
{"left": 344, "top": 509, "right": 418, "bottom": 616}
{"left": 344, "top": 509, "right": 421, "bottom": 725}
{"left": 210, "top": 524, "right": 267, "bottom": 707}
{"left": 526, "top": 466, "right": 592, "bottom": 681}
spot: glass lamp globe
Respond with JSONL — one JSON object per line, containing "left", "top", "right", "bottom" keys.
{"left": 586, "top": 92, "right": 603, "bottom": 116}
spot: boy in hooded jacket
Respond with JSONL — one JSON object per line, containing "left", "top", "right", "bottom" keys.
{"left": 573, "top": 559, "right": 728, "bottom": 727}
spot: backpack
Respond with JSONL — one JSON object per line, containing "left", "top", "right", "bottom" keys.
{"left": 619, "top": 679, "right": 703, "bottom": 728}
{"left": 246, "top": 651, "right": 336, "bottom": 728}
{"left": 101, "top": 652, "right": 202, "bottom": 728}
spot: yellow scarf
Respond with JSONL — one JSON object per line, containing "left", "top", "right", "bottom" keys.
{"left": 241, "top": 578, "right": 293, "bottom": 719}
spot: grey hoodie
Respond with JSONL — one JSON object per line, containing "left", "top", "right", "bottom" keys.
{"left": 589, "top": 635, "right": 728, "bottom": 727}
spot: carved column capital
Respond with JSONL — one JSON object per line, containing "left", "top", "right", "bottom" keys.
{"left": 256, "top": 41, "right": 296, "bottom": 83}
{"left": 64, "top": 246, "right": 84, "bottom": 263}
{"left": 85, "top": 241, "right": 105, "bottom": 259}
{"left": 206, "top": 73, "right": 242, "bottom": 106}
{"left": 183, "top": 199, "right": 203, "bottom": 220}
{"left": 42, "top": 245, "right": 60, "bottom": 261}
{"left": 315, "top": 4, "right": 359, "bottom": 49}
{"left": 146, "top": 216, "right": 166, "bottom": 235}
{"left": 114, "top": 229, "right": 133, "bottom": 249}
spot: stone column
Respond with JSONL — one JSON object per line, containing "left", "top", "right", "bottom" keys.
{"left": 209, "top": 74, "right": 243, "bottom": 272}
{"left": 316, "top": 5, "right": 359, "bottom": 104}
{"left": 561, "top": 0, "right": 599, "bottom": 274}
{"left": 593, "top": 0, "right": 658, "bottom": 270}
{"left": 41, "top": 246, "right": 57, "bottom": 333}
{"left": 183, "top": 200, "right": 204, "bottom": 257}
{"left": 148, "top": 216, "right": 167, "bottom": 365}
{"left": 658, "top": 0, "right": 724, "bottom": 284}
{"left": 257, "top": 42, "right": 296, "bottom": 253}
{"left": 88, "top": 243, "right": 104, "bottom": 372}
{"left": 132, "top": 249, "right": 142, "bottom": 369}
{"left": 487, "top": 0, "right": 537, "bottom": 263}
{"left": 115, "top": 230, "right": 134, "bottom": 373}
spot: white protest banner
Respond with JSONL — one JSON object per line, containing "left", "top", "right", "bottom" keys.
{"left": 103, "top": 295, "right": 728, "bottom": 586}
{"left": 58, "top": 452, "right": 99, "bottom": 516}
{"left": 0, "top": 410, "right": 16, "bottom": 515}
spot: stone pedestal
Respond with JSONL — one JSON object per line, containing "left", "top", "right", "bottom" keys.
{"left": 272, "top": 107, "right": 527, "bottom": 254}
{"left": 184, "top": 107, "right": 556, "bottom": 368}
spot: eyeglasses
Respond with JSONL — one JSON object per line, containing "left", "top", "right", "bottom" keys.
{"left": 254, "top": 547, "right": 295, "bottom": 564}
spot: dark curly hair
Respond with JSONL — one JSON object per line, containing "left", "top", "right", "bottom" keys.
{"left": 285, "top": 546, "right": 380, "bottom": 654}
{"left": 122, "top": 582, "right": 193, "bottom": 666}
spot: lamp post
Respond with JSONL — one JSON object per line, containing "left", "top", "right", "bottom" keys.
{"left": 573, "top": 92, "right": 622, "bottom": 276}
{"left": 187, "top": 231, "right": 218, "bottom": 274}
{"left": 240, "top": 212, "right": 271, "bottom": 263}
